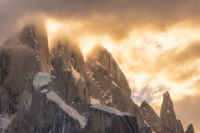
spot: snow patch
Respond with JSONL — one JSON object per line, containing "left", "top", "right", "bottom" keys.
{"left": 41, "top": 89, "right": 49, "bottom": 93}
{"left": 91, "top": 105, "right": 130, "bottom": 116}
{"left": 90, "top": 97, "right": 101, "bottom": 105}
{"left": 144, "top": 120, "right": 156, "bottom": 133}
{"left": 33, "top": 72, "right": 55, "bottom": 90}
{"left": 112, "top": 81, "right": 119, "bottom": 88}
{"left": 96, "top": 61, "right": 104, "bottom": 68}
{"left": 46, "top": 90, "right": 86, "bottom": 128}
{"left": 22, "top": 91, "right": 32, "bottom": 110}
{"left": 0, "top": 114, "right": 14, "bottom": 132}
{"left": 167, "top": 109, "right": 170, "bottom": 114}
{"left": 144, "top": 120, "right": 150, "bottom": 127}
{"left": 71, "top": 66, "right": 81, "bottom": 85}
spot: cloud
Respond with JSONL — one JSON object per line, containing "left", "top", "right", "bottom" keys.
{"left": 1, "top": 0, "right": 200, "bottom": 43}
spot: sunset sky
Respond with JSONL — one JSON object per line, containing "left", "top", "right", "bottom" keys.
{"left": 1, "top": 0, "right": 200, "bottom": 132}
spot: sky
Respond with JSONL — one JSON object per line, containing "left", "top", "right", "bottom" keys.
{"left": 1, "top": 0, "right": 200, "bottom": 132}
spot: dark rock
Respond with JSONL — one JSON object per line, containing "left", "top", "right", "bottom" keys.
{"left": 140, "top": 101, "right": 166, "bottom": 133}
{"left": 185, "top": 124, "right": 194, "bottom": 133}
{"left": 50, "top": 40, "right": 90, "bottom": 103}
{"left": 139, "top": 127, "right": 152, "bottom": 133}
{"left": 84, "top": 105, "right": 139, "bottom": 133}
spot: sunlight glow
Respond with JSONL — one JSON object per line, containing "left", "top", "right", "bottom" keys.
{"left": 45, "top": 18, "right": 200, "bottom": 108}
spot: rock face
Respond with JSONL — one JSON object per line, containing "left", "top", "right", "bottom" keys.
{"left": 140, "top": 92, "right": 188, "bottom": 133}
{"left": 0, "top": 25, "right": 41, "bottom": 117}
{"left": 85, "top": 105, "right": 139, "bottom": 133}
{"left": 49, "top": 40, "right": 90, "bottom": 103}
{"left": 0, "top": 25, "right": 140, "bottom": 133}
{"left": 160, "top": 91, "right": 184, "bottom": 133}
{"left": 185, "top": 124, "right": 194, "bottom": 133}
{"left": 86, "top": 45, "right": 131, "bottom": 97}
{"left": 8, "top": 72, "right": 87, "bottom": 133}
{"left": 86, "top": 45, "right": 144, "bottom": 126}
{"left": 2, "top": 71, "right": 140, "bottom": 133}
{"left": 139, "top": 127, "right": 152, "bottom": 133}
{"left": 140, "top": 101, "right": 165, "bottom": 133}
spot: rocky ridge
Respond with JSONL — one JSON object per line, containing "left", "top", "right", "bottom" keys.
{"left": 185, "top": 124, "right": 194, "bottom": 133}
{"left": 0, "top": 23, "right": 195, "bottom": 133}
{"left": 85, "top": 45, "right": 144, "bottom": 126}
{"left": 140, "top": 91, "right": 195, "bottom": 133}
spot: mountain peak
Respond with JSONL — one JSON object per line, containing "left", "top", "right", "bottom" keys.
{"left": 160, "top": 91, "right": 184, "bottom": 133}
{"left": 86, "top": 44, "right": 131, "bottom": 97}
{"left": 163, "top": 91, "right": 170, "bottom": 98}
{"left": 185, "top": 124, "right": 194, "bottom": 133}
{"left": 140, "top": 99, "right": 164, "bottom": 133}
{"left": 141, "top": 100, "right": 148, "bottom": 106}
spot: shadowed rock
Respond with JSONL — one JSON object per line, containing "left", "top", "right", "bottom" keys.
{"left": 85, "top": 105, "right": 139, "bottom": 133}
{"left": 50, "top": 40, "right": 90, "bottom": 103}
{"left": 185, "top": 124, "right": 194, "bottom": 133}
{"left": 140, "top": 101, "right": 166, "bottom": 133}
{"left": 139, "top": 127, "right": 152, "bottom": 133}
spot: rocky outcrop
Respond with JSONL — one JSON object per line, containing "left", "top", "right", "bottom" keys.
{"left": 160, "top": 91, "right": 184, "bottom": 133}
{"left": 50, "top": 40, "right": 90, "bottom": 103}
{"left": 85, "top": 105, "right": 139, "bottom": 133}
{"left": 140, "top": 101, "right": 165, "bottom": 133}
{"left": 139, "top": 127, "right": 152, "bottom": 133}
{"left": 140, "top": 91, "right": 188, "bottom": 133}
{"left": 0, "top": 25, "right": 42, "bottom": 117}
{"left": 86, "top": 45, "right": 131, "bottom": 97}
{"left": 0, "top": 24, "right": 90, "bottom": 132}
{"left": 6, "top": 72, "right": 87, "bottom": 133}
{"left": 0, "top": 23, "right": 196, "bottom": 133}
{"left": 0, "top": 25, "right": 141, "bottom": 133}
{"left": 185, "top": 124, "right": 194, "bottom": 133}
{"left": 86, "top": 45, "right": 144, "bottom": 126}
{"left": 1, "top": 72, "right": 140, "bottom": 133}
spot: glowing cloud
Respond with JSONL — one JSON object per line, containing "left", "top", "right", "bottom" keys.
{"left": 44, "top": 17, "right": 200, "bottom": 132}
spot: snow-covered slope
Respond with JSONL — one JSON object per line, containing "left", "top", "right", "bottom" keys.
{"left": 91, "top": 105, "right": 130, "bottom": 116}
{"left": 46, "top": 90, "right": 87, "bottom": 128}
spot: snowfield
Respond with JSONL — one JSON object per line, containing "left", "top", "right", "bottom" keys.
{"left": 33, "top": 72, "right": 87, "bottom": 128}
{"left": 33, "top": 72, "right": 55, "bottom": 90}
{"left": 46, "top": 90, "right": 87, "bottom": 128}
{"left": 91, "top": 105, "right": 130, "bottom": 116}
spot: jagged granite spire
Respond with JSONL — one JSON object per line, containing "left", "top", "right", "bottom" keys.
{"left": 86, "top": 45, "right": 144, "bottom": 126}
{"left": 185, "top": 124, "right": 194, "bottom": 133}
{"left": 86, "top": 45, "right": 131, "bottom": 97}
{"left": 140, "top": 100, "right": 165, "bottom": 133}
{"left": 160, "top": 91, "right": 184, "bottom": 133}
{"left": 0, "top": 24, "right": 141, "bottom": 133}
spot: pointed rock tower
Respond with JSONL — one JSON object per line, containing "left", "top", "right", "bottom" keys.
{"left": 160, "top": 91, "right": 184, "bottom": 133}
{"left": 140, "top": 100, "right": 165, "bottom": 133}
{"left": 185, "top": 124, "right": 194, "bottom": 133}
